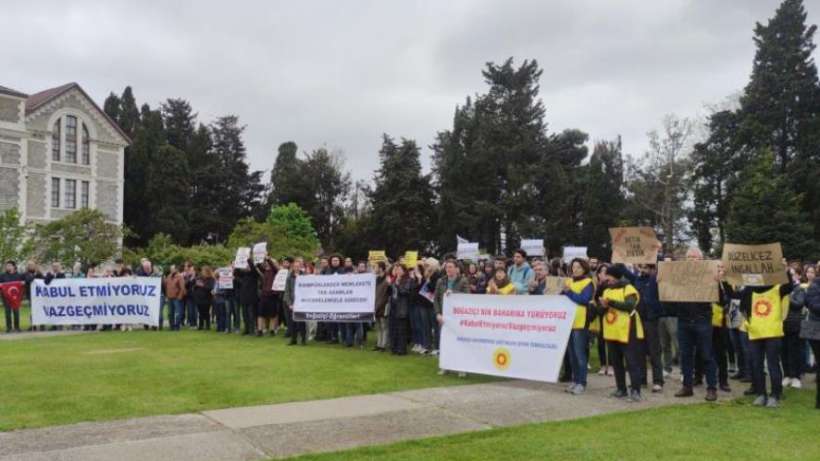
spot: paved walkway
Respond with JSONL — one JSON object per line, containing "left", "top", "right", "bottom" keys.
{"left": 0, "top": 372, "right": 745, "bottom": 461}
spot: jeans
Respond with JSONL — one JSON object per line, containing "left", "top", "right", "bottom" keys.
{"left": 410, "top": 305, "right": 423, "bottom": 346}
{"left": 241, "top": 303, "right": 255, "bottom": 334}
{"left": 185, "top": 298, "right": 198, "bottom": 327}
{"left": 224, "top": 297, "right": 240, "bottom": 331}
{"left": 375, "top": 317, "right": 390, "bottom": 349}
{"left": 568, "top": 329, "right": 589, "bottom": 386}
{"left": 749, "top": 337, "right": 783, "bottom": 398}
{"left": 809, "top": 340, "right": 820, "bottom": 409}
{"left": 642, "top": 319, "right": 664, "bottom": 385}
{"left": 290, "top": 316, "right": 307, "bottom": 343}
{"left": 342, "top": 323, "right": 363, "bottom": 347}
{"left": 658, "top": 316, "right": 678, "bottom": 371}
{"left": 419, "top": 306, "right": 435, "bottom": 350}
{"left": 678, "top": 319, "right": 717, "bottom": 390}
{"left": 169, "top": 299, "right": 184, "bottom": 330}
{"left": 214, "top": 299, "right": 227, "bottom": 332}
{"left": 157, "top": 296, "right": 165, "bottom": 330}
{"left": 782, "top": 330, "right": 804, "bottom": 379}
{"left": 197, "top": 304, "right": 211, "bottom": 330}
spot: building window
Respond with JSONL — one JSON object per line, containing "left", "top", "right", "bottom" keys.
{"left": 82, "top": 124, "right": 90, "bottom": 165}
{"left": 52, "top": 119, "right": 61, "bottom": 162}
{"left": 81, "top": 181, "right": 90, "bottom": 208}
{"left": 51, "top": 177, "right": 61, "bottom": 208}
{"left": 65, "top": 116, "right": 77, "bottom": 163}
{"left": 65, "top": 179, "right": 77, "bottom": 209}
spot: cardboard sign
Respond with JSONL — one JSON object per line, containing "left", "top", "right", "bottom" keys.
{"left": 722, "top": 242, "right": 787, "bottom": 286}
{"left": 610, "top": 227, "right": 661, "bottom": 264}
{"left": 562, "top": 246, "right": 588, "bottom": 264}
{"left": 457, "top": 242, "right": 479, "bottom": 261}
{"left": 368, "top": 250, "right": 387, "bottom": 265}
{"left": 234, "top": 247, "right": 251, "bottom": 269}
{"left": 543, "top": 276, "right": 570, "bottom": 295}
{"left": 404, "top": 251, "right": 419, "bottom": 269}
{"left": 272, "top": 269, "right": 289, "bottom": 291}
{"left": 252, "top": 242, "right": 268, "bottom": 265}
{"left": 657, "top": 260, "right": 719, "bottom": 302}
{"left": 520, "top": 239, "right": 545, "bottom": 257}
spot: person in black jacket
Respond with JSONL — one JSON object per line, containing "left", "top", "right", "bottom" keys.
{"left": 801, "top": 271, "right": 820, "bottom": 408}
{"left": 234, "top": 259, "right": 260, "bottom": 336}
{"left": 625, "top": 264, "right": 665, "bottom": 392}
{"left": 389, "top": 264, "right": 416, "bottom": 355}
{"left": 192, "top": 266, "right": 216, "bottom": 331}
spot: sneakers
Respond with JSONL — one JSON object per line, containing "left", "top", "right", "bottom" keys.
{"left": 565, "top": 383, "right": 577, "bottom": 393}
{"left": 430, "top": 349, "right": 440, "bottom": 357}
{"left": 651, "top": 384, "right": 663, "bottom": 393}
{"left": 628, "top": 389, "right": 642, "bottom": 402}
{"left": 570, "top": 384, "right": 586, "bottom": 395}
{"left": 752, "top": 395, "right": 767, "bottom": 407}
{"left": 610, "top": 389, "right": 628, "bottom": 399}
{"left": 597, "top": 367, "right": 607, "bottom": 376}
{"left": 766, "top": 396, "right": 780, "bottom": 408}
{"left": 719, "top": 384, "right": 732, "bottom": 393}
{"left": 791, "top": 379, "right": 802, "bottom": 389}
{"left": 705, "top": 389, "right": 717, "bottom": 402}
{"left": 675, "top": 387, "right": 694, "bottom": 398}
{"left": 782, "top": 377, "right": 792, "bottom": 387}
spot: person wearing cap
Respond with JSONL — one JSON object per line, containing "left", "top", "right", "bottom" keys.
{"left": 599, "top": 263, "right": 644, "bottom": 402}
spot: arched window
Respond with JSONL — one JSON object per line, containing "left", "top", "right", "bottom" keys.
{"left": 82, "top": 123, "right": 90, "bottom": 165}
{"left": 52, "top": 118, "right": 61, "bottom": 161}
{"left": 65, "top": 115, "right": 77, "bottom": 163}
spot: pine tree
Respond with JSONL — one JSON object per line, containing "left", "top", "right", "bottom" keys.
{"left": 580, "top": 138, "right": 625, "bottom": 259}
{"left": 161, "top": 98, "right": 196, "bottom": 154}
{"left": 368, "top": 135, "right": 436, "bottom": 257}
{"left": 725, "top": 150, "right": 817, "bottom": 259}
{"left": 300, "top": 148, "right": 351, "bottom": 251}
{"left": 270, "top": 141, "right": 308, "bottom": 207}
{"left": 145, "top": 145, "right": 192, "bottom": 242}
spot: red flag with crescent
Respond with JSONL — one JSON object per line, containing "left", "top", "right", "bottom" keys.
{"left": 0, "top": 281, "right": 24, "bottom": 310}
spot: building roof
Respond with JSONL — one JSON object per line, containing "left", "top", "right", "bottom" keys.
{"left": 0, "top": 85, "right": 27, "bottom": 98}
{"left": 24, "top": 82, "right": 131, "bottom": 145}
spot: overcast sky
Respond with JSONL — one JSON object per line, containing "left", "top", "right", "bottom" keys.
{"left": 3, "top": 0, "right": 818, "bottom": 181}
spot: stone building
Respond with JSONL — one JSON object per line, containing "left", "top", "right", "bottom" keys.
{"left": 0, "top": 82, "right": 129, "bottom": 226}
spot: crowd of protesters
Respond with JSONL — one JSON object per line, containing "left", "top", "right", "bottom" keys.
{"left": 2, "top": 248, "right": 819, "bottom": 410}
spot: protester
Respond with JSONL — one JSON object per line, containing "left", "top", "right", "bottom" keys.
{"left": 783, "top": 265, "right": 809, "bottom": 389}
{"left": 599, "top": 264, "right": 643, "bottom": 402}
{"left": 388, "top": 264, "right": 414, "bottom": 355}
{"left": 192, "top": 266, "right": 215, "bottom": 331}
{"left": 1, "top": 261, "right": 25, "bottom": 333}
{"left": 528, "top": 260, "right": 548, "bottom": 295}
{"left": 487, "top": 268, "right": 516, "bottom": 295}
{"left": 507, "top": 249, "right": 535, "bottom": 294}
{"left": 627, "top": 264, "right": 665, "bottom": 392}
{"left": 801, "top": 267, "right": 820, "bottom": 409}
{"left": 164, "top": 265, "right": 186, "bottom": 331}
{"left": 434, "top": 260, "right": 469, "bottom": 373}
{"left": 284, "top": 258, "right": 307, "bottom": 345}
{"left": 182, "top": 262, "right": 197, "bottom": 329}
{"left": 712, "top": 264, "right": 732, "bottom": 392}
{"left": 373, "top": 261, "right": 391, "bottom": 352}
{"left": 234, "top": 258, "right": 260, "bottom": 336}
{"left": 562, "top": 258, "right": 593, "bottom": 395}
{"left": 593, "top": 264, "right": 612, "bottom": 376}
{"left": 258, "top": 257, "right": 280, "bottom": 337}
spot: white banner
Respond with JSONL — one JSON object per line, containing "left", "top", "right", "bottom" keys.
{"left": 216, "top": 267, "right": 234, "bottom": 290}
{"left": 457, "top": 242, "right": 479, "bottom": 260}
{"left": 272, "top": 269, "right": 289, "bottom": 291}
{"left": 252, "top": 242, "right": 267, "bottom": 265}
{"left": 234, "top": 247, "right": 251, "bottom": 269}
{"left": 562, "top": 246, "right": 588, "bottom": 264}
{"left": 31, "top": 277, "right": 162, "bottom": 326}
{"left": 293, "top": 273, "right": 375, "bottom": 322}
{"left": 520, "top": 239, "right": 545, "bottom": 257}
{"left": 440, "top": 294, "right": 576, "bottom": 382}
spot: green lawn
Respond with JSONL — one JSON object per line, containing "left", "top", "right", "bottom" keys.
{"left": 0, "top": 327, "right": 489, "bottom": 431}
{"left": 287, "top": 389, "right": 820, "bottom": 461}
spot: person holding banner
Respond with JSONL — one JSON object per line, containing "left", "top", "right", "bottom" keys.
{"left": 1, "top": 261, "right": 25, "bottom": 333}
{"left": 372, "top": 262, "right": 391, "bottom": 352}
{"left": 734, "top": 276, "right": 794, "bottom": 407}
{"left": 561, "top": 258, "right": 594, "bottom": 395}
{"left": 599, "top": 264, "right": 643, "bottom": 402}
{"left": 624, "top": 264, "right": 665, "bottom": 392}
{"left": 434, "top": 260, "right": 469, "bottom": 374}
{"left": 284, "top": 258, "right": 307, "bottom": 346}
{"left": 508, "top": 249, "right": 535, "bottom": 294}
{"left": 528, "top": 261, "right": 548, "bottom": 295}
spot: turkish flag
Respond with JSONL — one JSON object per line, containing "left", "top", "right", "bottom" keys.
{"left": 0, "top": 281, "right": 24, "bottom": 310}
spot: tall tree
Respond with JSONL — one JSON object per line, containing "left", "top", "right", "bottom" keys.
{"left": 161, "top": 98, "right": 196, "bottom": 154}
{"left": 300, "top": 148, "right": 351, "bottom": 251}
{"left": 368, "top": 135, "right": 436, "bottom": 257}
{"left": 269, "top": 141, "right": 309, "bottom": 207}
{"left": 144, "top": 145, "right": 192, "bottom": 242}
{"left": 725, "top": 150, "right": 817, "bottom": 259}
{"left": 580, "top": 138, "right": 625, "bottom": 259}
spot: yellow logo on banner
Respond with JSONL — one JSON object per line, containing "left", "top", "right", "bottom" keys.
{"left": 493, "top": 347, "right": 511, "bottom": 371}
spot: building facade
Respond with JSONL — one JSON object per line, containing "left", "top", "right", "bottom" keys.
{"left": 0, "top": 82, "right": 129, "bottom": 226}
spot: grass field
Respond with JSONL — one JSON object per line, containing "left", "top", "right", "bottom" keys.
{"left": 287, "top": 389, "right": 820, "bottom": 461}
{"left": 0, "top": 325, "right": 489, "bottom": 431}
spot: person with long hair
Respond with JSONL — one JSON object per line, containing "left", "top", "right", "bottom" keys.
{"left": 486, "top": 268, "right": 516, "bottom": 295}
{"left": 192, "top": 266, "right": 215, "bottom": 331}
{"left": 389, "top": 264, "right": 416, "bottom": 355}
{"left": 802, "top": 265, "right": 820, "bottom": 408}
{"left": 784, "top": 265, "right": 810, "bottom": 389}
{"left": 562, "top": 258, "right": 594, "bottom": 395}
{"left": 258, "top": 257, "right": 280, "bottom": 337}
{"left": 593, "top": 264, "right": 612, "bottom": 376}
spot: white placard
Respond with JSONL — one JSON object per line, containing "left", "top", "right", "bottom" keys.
{"left": 272, "top": 269, "right": 289, "bottom": 291}
{"left": 520, "top": 239, "right": 545, "bottom": 257}
{"left": 293, "top": 273, "right": 376, "bottom": 322}
{"left": 252, "top": 242, "right": 267, "bottom": 265}
{"left": 234, "top": 247, "right": 251, "bottom": 269}
{"left": 457, "top": 242, "right": 479, "bottom": 260}
{"left": 31, "top": 277, "right": 162, "bottom": 326}
{"left": 216, "top": 267, "right": 234, "bottom": 290}
{"left": 439, "top": 294, "right": 576, "bottom": 382}
{"left": 562, "top": 246, "right": 588, "bottom": 264}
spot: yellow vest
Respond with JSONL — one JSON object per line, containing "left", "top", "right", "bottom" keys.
{"left": 588, "top": 316, "right": 601, "bottom": 333}
{"left": 602, "top": 284, "right": 643, "bottom": 343}
{"left": 711, "top": 303, "right": 724, "bottom": 328}
{"left": 496, "top": 283, "right": 516, "bottom": 295}
{"left": 566, "top": 277, "right": 593, "bottom": 330}
{"left": 747, "top": 286, "right": 785, "bottom": 340}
